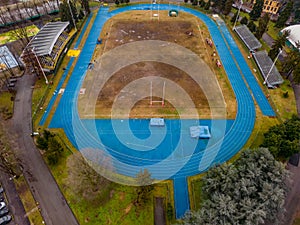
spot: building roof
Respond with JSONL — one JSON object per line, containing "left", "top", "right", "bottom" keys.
{"left": 282, "top": 24, "right": 300, "bottom": 49}
{"left": 235, "top": 25, "right": 262, "bottom": 50}
{"left": 26, "top": 21, "right": 69, "bottom": 56}
{"left": 253, "top": 50, "right": 283, "bottom": 87}
{"left": 0, "top": 45, "right": 18, "bottom": 70}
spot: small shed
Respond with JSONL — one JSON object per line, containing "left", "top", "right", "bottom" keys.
{"left": 190, "top": 126, "right": 211, "bottom": 139}
{"left": 150, "top": 118, "right": 165, "bottom": 127}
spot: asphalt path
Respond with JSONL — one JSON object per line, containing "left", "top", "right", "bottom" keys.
{"left": 10, "top": 74, "right": 79, "bottom": 225}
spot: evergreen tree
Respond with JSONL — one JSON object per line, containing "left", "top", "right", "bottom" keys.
{"left": 275, "top": 1, "right": 293, "bottom": 28}
{"left": 178, "top": 148, "right": 289, "bottom": 225}
{"left": 247, "top": 20, "right": 257, "bottom": 32}
{"left": 204, "top": 0, "right": 211, "bottom": 10}
{"left": 231, "top": 11, "right": 238, "bottom": 23}
{"left": 255, "top": 13, "right": 270, "bottom": 39}
{"left": 282, "top": 49, "right": 300, "bottom": 84}
{"left": 115, "top": 0, "right": 120, "bottom": 5}
{"left": 240, "top": 16, "right": 248, "bottom": 25}
{"left": 192, "top": 0, "right": 198, "bottom": 6}
{"left": 261, "top": 115, "right": 300, "bottom": 159}
{"left": 268, "top": 30, "right": 290, "bottom": 60}
{"left": 249, "top": 0, "right": 264, "bottom": 20}
{"left": 59, "top": 0, "right": 76, "bottom": 29}
{"left": 80, "top": 0, "right": 90, "bottom": 15}
{"left": 223, "top": 0, "right": 234, "bottom": 15}
{"left": 199, "top": 0, "right": 206, "bottom": 7}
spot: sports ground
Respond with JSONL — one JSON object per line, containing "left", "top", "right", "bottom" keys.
{"left": 41, "top": 4, "right": 276, "bottom": 218}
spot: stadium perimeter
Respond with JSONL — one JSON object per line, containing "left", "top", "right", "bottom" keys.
{"left": 43, "top": 5, "right": 276, "bottom": 218}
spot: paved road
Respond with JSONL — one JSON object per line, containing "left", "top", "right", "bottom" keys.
{"left": 10, "top": 74, "right": 79, "bottom": 225}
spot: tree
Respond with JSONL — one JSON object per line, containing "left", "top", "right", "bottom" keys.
{"left": 240, "top": 16, "right": 248, "bottom": 25}
{"left": 204, "top": 0, "right": 211, "bottom": 10}
{"left": 65, "top": 152, "right": 111, "bottom": 201}
{"left": 249, "top": 0, "right": 264, "bottom": 20}
{"left": 223, "top": 0, "right": 234, "bottom": 15}
{"left": 80, "top": 0, "right": 90, "bottom": 15}
{"left": 199, "top": 0, "right": 206, "bottom": 8}
{"left": 192, "top": 0, "right": 198, "bottom": 6}
{"left": 261, "top": 115, "right": 300, "bottom": 160}
{"left": 46, "top": 136, "right": 64, "bottom": 165}
{"left": 135, "top": 169, "right": 154, "bottom": 206}
{"left": 35, "top": 130, "right": 63, "bottom": 165}
{"left": 59, "top": 0, "right": 77, "bottom": 29}
{"left": 247, "top": 20, "right": 257, "bottom": 32}
{"left": 231, "top": 11, "right": 238, "bottom": 23}
{"left": 115, "top": 0, "right": 120, "bottom": 5}
{"left": 0, "top": 121, "right": 21, "bottom": 177}
{"left": 178, "top": 148, "right": 289, "bottom": 225}
{"left": 255, "top": 13, "right": 270, "bottom": 39}
{"left": 268, "top": 30, "right": 290, "bottom": 60}
{"left": 275, "top": 1, "right": 293, "bottom": 28}
{"left": 282, "top": 49, "right": 300, "bottom": 84}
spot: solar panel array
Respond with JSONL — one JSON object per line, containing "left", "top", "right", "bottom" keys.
{"left": 253, "top": 50, "right": 283, "bottom": 86}
{"left": 235, "top": 25, "right": 262, "bottom": 50}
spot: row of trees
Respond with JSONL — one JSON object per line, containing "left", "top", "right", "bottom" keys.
{"left": 59, "top": 0, "right": 90, "bottom": 29}
{"left": 178, "top": 148, "right": 289, "bottom": 225}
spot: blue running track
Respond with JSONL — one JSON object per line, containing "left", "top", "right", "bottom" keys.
{"left": 45, "top": 5, "right": 275, "bottom": 218}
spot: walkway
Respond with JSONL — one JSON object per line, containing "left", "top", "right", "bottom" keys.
{"left": 46, "top": 5, "right": 275, "bottom": 218}
{"left": 11, "top": 74, "right": 79, "bottom": 225}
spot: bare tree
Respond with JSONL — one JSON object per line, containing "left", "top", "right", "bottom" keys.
{"left": 0, "top": 121, "right": 21, "bottom": 176}
{"left": 65, "top": 151, "right": 111, "bottom": 201}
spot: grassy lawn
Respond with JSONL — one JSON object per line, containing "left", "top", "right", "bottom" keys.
{"left": 0, "top": 91, "right": 14, "bottom": 120}
{"left": 14, "top": 176, "right": 44, "bottom": 224}
{"left": 0, "top": 25, "right": 39, "bottom": 45}
{"left": 268, "top": 79, "right": 297, "bottom": 120}
{"left": 42, "top": 129, "right": 172, "bottom": 225}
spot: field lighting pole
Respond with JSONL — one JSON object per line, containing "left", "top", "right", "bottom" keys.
{"left": 67, "top": 0, "right": 77, "bottom": 31}
{"left": 233, "top": 0, "right": 243, "bottom": 31}
{"left": 263, "top": 48, "right": 282, "bottom": 86}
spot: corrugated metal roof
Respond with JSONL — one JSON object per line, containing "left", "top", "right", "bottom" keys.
{"left": 27, "top": 21, "right": 69, "bottom": 56}
{"left": 253, "top": 50, "right": 283, "bottom": 87}
{"left": 235, "top": 25, "right": 262, "bottom": 50}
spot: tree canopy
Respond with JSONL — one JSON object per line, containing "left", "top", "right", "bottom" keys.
{"left": 178, "top": 148, "right": 289, "bottom": 225}
{"left": 255, "top": 13, "right": 270, "bottom": 39}
{"left": 275, "top": 1, "right": 294, "bottom": 28}
{"left": 282, "top": 49, "right": 300, "bottom": 84}
{"left": 261, "top": 115, "right": 300, "bottom": 160}
{"left": 249, "top": 0, "right": 264, "bottom": 20}
{"left": 268, "top": 30, "right": 290, "bottom": 60}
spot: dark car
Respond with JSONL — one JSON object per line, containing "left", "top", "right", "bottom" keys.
{"left": 0, "top": 208, "right": 9, "bottom": 217}
{"left": 0, "top": 187, "right": 3, "bottom": 194}
{"left": 0, "top": 215, "right": 11, "bottom": 225}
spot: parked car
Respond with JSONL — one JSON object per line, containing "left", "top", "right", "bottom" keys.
{"left": 0, "top": 215, "right": 11, "bottom": 225}
{"left": 0, "top": 207, "right": 9, "bottom": 217}
{"left": 0, "top": 202, "right": 5, "bottom": 210}
{"left": 0, "top": 187, "right": 3, "bottom": 194}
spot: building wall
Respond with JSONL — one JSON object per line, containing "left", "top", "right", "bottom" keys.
{"left": 263, "top": 0, "right": 280, "bottom": 14}
{"left": 251, "top": 0, "right": 281, "bottom": 15}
